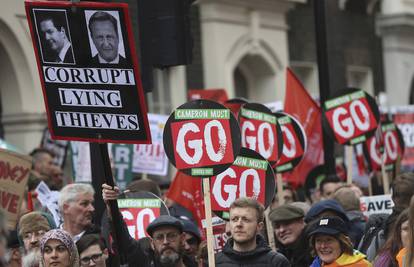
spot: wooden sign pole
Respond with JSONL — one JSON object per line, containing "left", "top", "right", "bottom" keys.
{"left": 202, "top": 177, "right": 216, "bottom": 267}
{"left": 346, "top": 146, "right": 353, "bottom": 184}
{"left": 368, "top": 173, "right": 373, "bottom": 196}
{"left": 381, "top": 155, "right": 390, "bottom": 194}
{"left": 276, "top": 173, "right": 284, "bottom": 206}
{"left": 265, "top": 208, "right": 276, "bottom": 251}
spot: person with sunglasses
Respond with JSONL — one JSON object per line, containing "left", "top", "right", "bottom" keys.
{"left": 76, "top": 234, "right": 108, "bottom": 267}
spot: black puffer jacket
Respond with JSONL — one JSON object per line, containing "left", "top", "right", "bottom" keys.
{"left": 216, "top": 235, "right": 290, "bottom": 267}
{"left": 276, "top": 231, "right": 313, "bottom": 267}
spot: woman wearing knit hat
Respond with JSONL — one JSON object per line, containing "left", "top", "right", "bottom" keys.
{"left": 39, "top": 229, "right": 79, "bottom": 267}
{"left": 308, "top": 216, "right": 371, "bottom": 267}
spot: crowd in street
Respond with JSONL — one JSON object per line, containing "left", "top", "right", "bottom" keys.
{"left": 1, "top": 148, "right": 414, "bottom": 267}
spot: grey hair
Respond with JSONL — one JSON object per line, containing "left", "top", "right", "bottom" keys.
{"left": 58, "top": 183, "right": 95, "bottom": 212}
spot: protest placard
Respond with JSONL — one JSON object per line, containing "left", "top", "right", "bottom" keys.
{"left": 273, "top": 112, "right": 306, "bottom": 173}
{"left": 360, "top": 194, "right": 394, "bottom": 217}
{"left": 25, "top": 1, "right": 150, "bottom": 143}
{"left": 133, "top": 114, "right": 169, "bottom": 176}
{"left": 0, "top": 149, "right": 31, "bottom": 228}
{"left": 239, "top": 103, "right": 283, "bottom": 166}
{"left": 118, "top": 191, "right": 169, "bottom": 240}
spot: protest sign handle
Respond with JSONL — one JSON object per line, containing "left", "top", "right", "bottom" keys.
{"left": 368, "top": 173, "right": 373, "bottom": 196}
{"left": 264, "top": 208, "right": 276, "bottom": 251}
{"left": 98, "top": 143, "right": 128, "bottom": 264}
{"left": 346, "top": 146, "right": 353, "bottom": 184}
{"left": 276, "top": 173, "right": 284, "bottom": 206}
{"left": 381, "top": 157, "right": 390, "bottom": 195}
{"left": 202, "top": 177, "right": 216, "bottom": 267}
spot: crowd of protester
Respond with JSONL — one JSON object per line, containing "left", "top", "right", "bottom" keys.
{"left": 1, "top": 147, "right": 414, "bottom": 267}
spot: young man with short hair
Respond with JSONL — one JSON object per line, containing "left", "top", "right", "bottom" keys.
{"left": 77, "top": 234, "right": 108, "bottom": 267}
{"left": 215, "top": 197, "right": 289, "bottom": 266}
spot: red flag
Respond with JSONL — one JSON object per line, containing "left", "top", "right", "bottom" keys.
{"left": 166, "top": 171, "right": 205, "bottom": 235}
{"left": 283, "top": 68, "right": 324, "bottom": 186}
{"left": 27, "top": 191, "right": 34, "bottom": 212}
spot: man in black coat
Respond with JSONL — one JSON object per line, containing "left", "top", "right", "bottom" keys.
{"left": 269, "top": 204, "right": 313, "bottom": 267}
{"left": 215, "top": 197, "right": 290, "bottom": 266}
{"left": 102, "top": 183, "right": 197, "bottom": 267}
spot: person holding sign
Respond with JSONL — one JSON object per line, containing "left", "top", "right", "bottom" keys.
{"left": 88, "top": 11, "right": 126, "bottom": 65}
{"left": 101, "top": 183, "right": 197, "bottom": 267}
{"left": 215, "top": 197, "right": 290, "bottom": 266}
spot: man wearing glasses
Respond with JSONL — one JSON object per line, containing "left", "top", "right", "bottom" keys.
{"left": 18, "top": 212, "right": 56, "bottom": 267}
{"left": 102, "top": 183, "right": 197, "bottom": 267}
{"left": 77, "top": 234, "right": 108, "bottom": 267}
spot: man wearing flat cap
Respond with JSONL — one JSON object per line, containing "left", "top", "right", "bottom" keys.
{"left": 269, "top": 204, "right": 313, "bottom": 267}
{"left": 18, "top": 211, "right": 56, "bottom": 267}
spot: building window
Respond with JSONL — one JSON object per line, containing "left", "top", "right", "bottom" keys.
{"left": 346, "top": 66, "right": 374, "bottom": 96}
{"left": 147, "top": 69, "right": 172, "bottom": 115}
{"left": 290, "top": 61, "right": 319, "bottom": 99}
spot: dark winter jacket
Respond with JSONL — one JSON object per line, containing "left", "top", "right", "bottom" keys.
{"left": 276, "top": 231, "right": 313, "bottom": 267}
{"left": 216, "top": 235, "right": 290, "bottom": 267}
{"left": 110, "top": 211, "right": 197, "bottom": 267}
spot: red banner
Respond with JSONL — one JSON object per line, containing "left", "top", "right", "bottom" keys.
{"left": 283, "top": 68, "right": 324, "bottom": 186}
{"left": 166, "top": 172, "right": 205, "bottom": 236}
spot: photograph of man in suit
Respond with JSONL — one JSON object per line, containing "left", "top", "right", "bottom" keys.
{"left": 88, "top": 11, "right": 126, "bottom": 64}
{"left": 37, "top": 11, "right": 74, "bottom": 64}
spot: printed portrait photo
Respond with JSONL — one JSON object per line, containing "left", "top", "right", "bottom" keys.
{"left": 33, "top": 9, "right": 75, "bottom": 64}
{"left": 85, "top": 10, "right": 126, "bottom": 65}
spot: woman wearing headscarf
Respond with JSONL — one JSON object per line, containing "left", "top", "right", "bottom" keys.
{"left": 308, "top": 216, "right": 371, "bottom": 267}
{"left": 39, "top": 229, "right": 80, "bottom": 267}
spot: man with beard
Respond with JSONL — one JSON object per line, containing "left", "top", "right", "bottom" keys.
{"left": 215, "top": 197, "right": 289, "bottom": 266}
{"left": 18, "top": 212, "right": 56, "bottom": 267}
{"left": 101, "top": 183, "right": 197, "bottom": 267}
{"left": 269, "top": 204, "right": 313, "bottom": 267}
{"left": 59, "top": 183, "right": 99, "bottom": 242}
